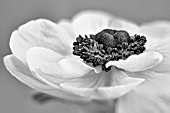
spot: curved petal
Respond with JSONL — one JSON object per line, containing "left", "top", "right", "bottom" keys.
{"left": 60, "top": 68, "right": 144, "bottom": 100}
{"left": 106, "top": 51, "right": 163, "bottom": 72}
{"left": 26, "top": 47, "right": 93, "bottom": 83}
{"left": 72, "top": 10, "right": 139, "bottom": 37}
{"left": 116, "top": 71, "right": 170, "bottom": 113}
{"left": 10, "top": 19, "right": 75, "bottom": 64}
{"left": 60, "top": 71, "right": 108, "bottom": 89}
{"left": 140, "top": 21, "right": 170, "bottom": 73}
{"left": 97, "top": 69, "right": 144, "bottom": 100}
{"left": 4, "top": 54, "right": 50, "bottom": 89}
{"left": 3, "top": 54, "right": 89, "bottom": 102}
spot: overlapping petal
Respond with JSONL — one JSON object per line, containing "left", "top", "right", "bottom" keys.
{"left": 72, "top": 10, "right": 139, "bottom": 37}
{"left": 3, "top": 54, "right": 89, "bottom": 102}
{"left": 106, "top": 51, "right": 163, "bottom": 72}
{"left": 26, "top": 47, "right": 93, "bottom": 85}
{"left": 140, "top": 21, "right": 170, "bottom": 73}
{"left": 115, "top": 20, "right": 170, "bottom": 113}
{"left": 10, "top": 19, "right": 75, "bottom": 64}
{"left": 72, "top": 10, "right": 170, "bottom": 112}
{"left": 60, "top": 68, "right": 144, "bottom": 100}
{"left": 117, "top": 71, "right": 170, "bottom": 113}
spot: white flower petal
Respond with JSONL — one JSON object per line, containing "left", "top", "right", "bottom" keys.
{"left": 60, "top": 85, "right": 96, "bottom": 99}
{"left": 26, "top": 47, "right": 93, "bottom": 80}
{"left": 97, "top": 68, "right": 144, "bottom": 100}
{"left": 94, "top": 66, "right": 102, "bottom": 73}
{"left": 60, "top": 71, "right": 108, "bottom": 89}
{"left": 117, "top": 71, "right": 170, "bottom": 113}
{"left": 106, "top": 51, "right": 163, "bottom": 72}
{"left": 3, "top": 54, "right": 89, "bottom": 102}
{"left": 97, "top": 78, "right": 144, "bottom": 100}
{"left": 34, "top": 70, "right": 70, "bottom": 84}
{"left": 60, "top": 68, "right": 144, "bottom": 100}
{"left": 72, "top": 10, "right": 113, "bottom": 36}
{"left": 4, "top": 54, "right": 50, "bottom": 89}
{"left": 140, "top": 21, "right": 170, "bottom": 41}
{"left": 59, "top": 58, "right": 93, "bottom": 78}
{"left": 72, "top": 10, "right": 139, "bottom": 37}
{"left": 140, "top": 21, "right": 170, "bottom": 73}
{"left": 10, "top": 19, "right": 74, "bottom": 63}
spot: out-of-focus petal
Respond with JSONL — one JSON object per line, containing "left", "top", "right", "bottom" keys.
{"left": 4, "top": 55, "right": 50, "bottom": 89}
{"left": 3, "top": 54, "right": 90, "bottom": 102}
{"left": 26, "top": 47, "right": 93, "bottom": 82}
{"left": 60, "top": 68, "right": 144, "bottom": 100}
{"left": 10, "top": 19, "right": 75, "bottom": 64}
{"left": 116, "top": 71, "right": 170, "bottom": 113}
{"left": 72, "top": 10, "right": 113, "bottom": 36}
{"left": 106, "top": 51, "right": 163, "bottom": 72}
{"left": 73, "top": 99, "right": 116, "bottom": 113}
{"left": 140, "top": 21, "right": 170, "bottom": 41}
{"left": 140, "top": 21, "right": 170, "bottom": 73}
{"left": 72, "top": 10, "right": 139, "bottom": 37}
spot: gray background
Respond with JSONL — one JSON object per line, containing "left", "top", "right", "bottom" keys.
{"left": 0, "top": 0, "right": 170, "bottom": 113}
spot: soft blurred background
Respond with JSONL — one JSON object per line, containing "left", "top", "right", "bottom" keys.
{"left": 0, "top": 0, "right": 170, "bottom": 113}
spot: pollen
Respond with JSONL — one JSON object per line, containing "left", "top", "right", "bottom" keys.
{"left": 73, "top": 29, "right": 147, "bottom": 72}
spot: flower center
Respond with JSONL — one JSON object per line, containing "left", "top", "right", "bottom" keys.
{"left": 73, "top": 29, "right": 147, "bottom": 72}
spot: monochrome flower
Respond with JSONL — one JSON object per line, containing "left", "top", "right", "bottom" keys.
{"left": 4, "top": 10, "right": 170, "bottom": 113}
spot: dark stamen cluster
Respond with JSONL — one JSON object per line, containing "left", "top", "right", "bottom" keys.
{"left": 73, "top": 29, "right": 147, "bottom": 72}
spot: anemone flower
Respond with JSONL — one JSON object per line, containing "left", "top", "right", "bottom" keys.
{"left": 4, "top": 10, "right": 170, "bottom": 113}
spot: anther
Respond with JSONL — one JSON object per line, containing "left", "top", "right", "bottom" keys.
{"left": 72, "top": 29, "right": 147, "bottom": 72}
